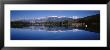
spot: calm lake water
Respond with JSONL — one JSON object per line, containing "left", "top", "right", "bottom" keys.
{"left": 11, "top": 26, "right": 100, "bottom": 40}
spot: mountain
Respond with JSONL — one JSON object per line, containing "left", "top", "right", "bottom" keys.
{"left": 13, "top": 16, "right": 77, "bottom": 23}
{"left": 46, "top": 16, "right": 73, "bottom": 22}
{"left": 77, "top": 14, "right": 100, "bottom": 24}
{"left": 11, "top": 14, "right": 100, "bottom": 26}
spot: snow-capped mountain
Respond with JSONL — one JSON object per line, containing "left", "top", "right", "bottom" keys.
{"left": 12, "top": 16, "right": 82, "bottom": 23}
{"left": 46, "top": 16, "right": 73, "bottom": 22}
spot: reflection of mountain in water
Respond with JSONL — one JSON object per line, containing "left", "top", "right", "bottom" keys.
{"left": 12, "top": 25, "right": 99, "bottom": 33}
{"left": 20, "top": 26, "right": 82, "bottom": 32}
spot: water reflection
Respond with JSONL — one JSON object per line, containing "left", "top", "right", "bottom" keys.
{"left": 12, "top": 25, "right": 99, "bottom": 33}
{"left": 11, "top": 25, "right": 100, "bottom": 40}
{"left": 19, "top": 26, "right": 83, "bottom": 32}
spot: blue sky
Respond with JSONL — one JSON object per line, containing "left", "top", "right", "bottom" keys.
{"left": 11, "top": 10, "right": 100, "bottom": 20}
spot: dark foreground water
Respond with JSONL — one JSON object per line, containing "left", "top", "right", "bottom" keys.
{"left": 11, "top": 26, "right": 100, "bottom": 40}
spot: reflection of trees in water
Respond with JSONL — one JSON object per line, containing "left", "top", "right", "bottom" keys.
{"left": 11, "top": 24, "right": 100, "bottom": 33}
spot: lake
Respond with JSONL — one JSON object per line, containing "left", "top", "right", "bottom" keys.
{"left": 11, "top": 26, "right": 100, "bottom": 40}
